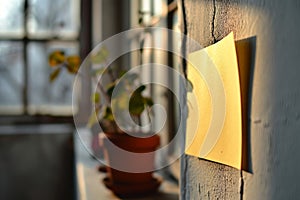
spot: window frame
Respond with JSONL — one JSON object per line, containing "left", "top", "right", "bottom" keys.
{"left": 0, "top": 0, "right": 92, "bottom": 124}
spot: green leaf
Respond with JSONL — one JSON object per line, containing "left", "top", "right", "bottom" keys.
{"left": 119, "top": 70, "right": 127, "bottom": 77}
{"left": 49, "top": 68, "right": 61, "bottom": 82}
{"left": 114, "top": 94, "right": 127, "bottom": 110}
{"left": 87, "top": 111, "right": 99, "bottom": 128}
{"left": 144, "top": 97, "right": 154, "bottom": 107}
{"left": 103, "top": 107, "right": 114, "bottom": 121}
{"left": 106, "top": 81, "right": 127, "bottom": 99}
{"left": 91, "top": 46, "right": 109, "bottom": 64}
{"left": 131, "top": 85, "right": 146, "bottom": 94}
{"left": 106, "top": 83, "right": 116, "bottom": 98}
{"left": 91, "top": 92, "right": 100, "bottom": 103}
{"left": 129, "top": 91, "right": 145, "bottom": 116}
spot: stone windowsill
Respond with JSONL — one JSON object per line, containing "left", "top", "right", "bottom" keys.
{"left": 74, "top": 128, "right": 179, "bottom": 200}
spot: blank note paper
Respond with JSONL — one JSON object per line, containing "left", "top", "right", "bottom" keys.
{"left": 186, "top": 32, "right": 244, "bottom": 169}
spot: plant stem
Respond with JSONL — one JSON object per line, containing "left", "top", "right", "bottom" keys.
{"left": 92, "top": 76, "right": 111, "bottom": 103}
{"left": 107, "top": 67, "right": 116, "bottom": 82}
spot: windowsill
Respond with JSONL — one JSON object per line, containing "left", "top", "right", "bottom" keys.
{"left": 0, "top": 123, "right": 74, "bottom": 135}
{"left": 0, "top": 115, "right": 74, "bottom": 125}
{"left": 74, "top": 128, "right": 179, "bottom": 200}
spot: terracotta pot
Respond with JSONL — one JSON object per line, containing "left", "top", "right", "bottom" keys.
{"left": 99, "top": 132, "right": 161, "bottom": 197}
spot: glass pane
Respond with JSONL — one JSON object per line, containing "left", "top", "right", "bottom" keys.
{"left": 28, "top": 42, "right": 79, "bottom": 115}
{"left": 140, "top": 0, "right": 152, "bottom": 25}
{"left": 0, "top": 0, "right": 24, "bottom": 38}
{"left": 28, "top": 0, "right": 80, "bottom": 39}
{"left": 0, "top": 42, "right": 24, "bottom": 114}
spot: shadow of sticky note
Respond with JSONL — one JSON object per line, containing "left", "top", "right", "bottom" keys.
{"left": 235, "top": 36, "right": 256, "bottom": 172}
{"left": 186, "top": 32, "right": 254, "bottom": 171}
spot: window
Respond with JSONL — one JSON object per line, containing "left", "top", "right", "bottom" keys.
{"left": 0, "top": 0, "right": 80, "bottom": 116}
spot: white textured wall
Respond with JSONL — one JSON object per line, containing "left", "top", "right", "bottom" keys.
{"left": 180, "top": 0, "right": 300, "bottom": 199}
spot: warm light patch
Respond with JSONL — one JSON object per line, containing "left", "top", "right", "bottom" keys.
{"left": 186, "top": 32, "right": 247, "bottom": 169}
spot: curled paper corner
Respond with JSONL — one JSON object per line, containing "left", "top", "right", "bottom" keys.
{"left": 186, "top": 32, "right": 251, "bottom": 170}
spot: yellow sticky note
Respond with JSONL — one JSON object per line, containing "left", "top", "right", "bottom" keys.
{"left": 186, "top": 32, "right": 244, "bottom": 169}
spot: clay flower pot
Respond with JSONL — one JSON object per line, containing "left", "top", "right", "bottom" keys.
{"left": 99, "top": 132, "right": 161, "bottom": 198}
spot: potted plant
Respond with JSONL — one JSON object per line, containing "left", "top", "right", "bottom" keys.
{"left": 48, "top": 47, "right": 161, "bottom": 197}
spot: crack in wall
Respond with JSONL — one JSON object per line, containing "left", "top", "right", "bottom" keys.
{"left": 180, "top": 0, "right": 189, "bottom": 198}
{"left": 240, "top": 170, "right": 244, "bottom": 200}
{"left": 211, "top": 0, "right": 217, "bottom": 43}
{"left": 181, "top": 0, "right": 188, "bottom": 78}
{"left": 182, "top": 155, "right": 189, "bottom": 199}
{"left": 180, "top": 0, "right": 245, "bottom": 199}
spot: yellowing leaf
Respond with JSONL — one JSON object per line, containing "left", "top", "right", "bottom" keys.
{"left": 49, "top": 68, "right": 61, "bottom": 82}
{"left": 49, "top": 51, "right": 65, "bottom": 67}
{"left": 66, "top": 55, "right": 80, "bottom": 73}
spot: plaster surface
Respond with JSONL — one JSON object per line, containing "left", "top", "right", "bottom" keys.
{"left": 180, "top": 0, "right": 300, "bottom": 199}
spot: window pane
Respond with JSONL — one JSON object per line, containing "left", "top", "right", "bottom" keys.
{"left": 28, "top": 0, "right": 80, "bottom": 39}
{"left": 27, "top": 42, "right": 79, "bottom": 115}
{"left": 0, "top": 42, "right": 24, "bottom": 114}
{"left": 0, "top": 0, "right": 24, "bottom": 38}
